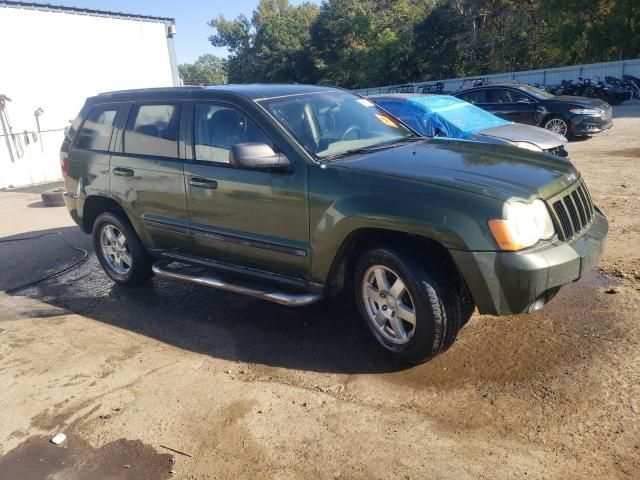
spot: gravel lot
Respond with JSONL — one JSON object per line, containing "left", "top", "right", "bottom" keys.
{"left": 1, "top": 103, "right": 639, "bottom": 480}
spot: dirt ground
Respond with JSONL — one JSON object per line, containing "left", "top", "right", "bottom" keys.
{"left": 1, "top": 103, "right": 639, "bottom": 480}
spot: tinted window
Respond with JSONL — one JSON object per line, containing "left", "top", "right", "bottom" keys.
{"left": 194, "top": 104, "right": 272, "bottom": 164}
{"left": 124, "top": 104, "right": 180, "bottom": 158}
{"left": 488, "top": 89, "right": 532, "bottom": 103}
{"left": 457, "top": 90, "right": 487, "bottom": 104}
{"left": 74, "top": 105, "right": 117, "bottom": 151}
{"left": 489, "top": 89, "right": 513, "bottom": 103}
{"left": 517, "top": 85, "right": 555, "bottom": 99}
{"left": 507, "top": 90, "right": 533, "bottom": 103}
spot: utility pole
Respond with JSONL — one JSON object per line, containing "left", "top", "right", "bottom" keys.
{"left": 34, "top": 107, "right": 44, "bottom": 153}
{"left": 0, "top": 95, "right": 15, "bottom": 164}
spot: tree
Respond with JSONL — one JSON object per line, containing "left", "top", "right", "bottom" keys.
{"left": 539, "top": 0, "right": 640, "bottom": 65}
{"left": 310, "top": 0, "right": 432, "bottom": 88}
{"left": 203, "top": 0, "right": 640, "bottom": 88}
{"left": 412, "top": 1, "right": 466, "bottom": 80}
{"left": 179, "top": 54, "right": 228, "bottom": 85}
{"left": 413, "top": 0, "right": 556, "bottom": 80}
{"left": 209, "top": 0, "right": 320, "bottom": 83}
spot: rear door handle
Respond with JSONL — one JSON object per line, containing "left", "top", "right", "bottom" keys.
{"left": 113, "top": 167, "right": 134, "bottom": 177}
{"left": 189, "top": 177, "right": 218, "bottom": 189}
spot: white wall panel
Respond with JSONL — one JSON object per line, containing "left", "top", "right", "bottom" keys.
{"left": 0, "top": 6, "right": 175, "bottom": 188}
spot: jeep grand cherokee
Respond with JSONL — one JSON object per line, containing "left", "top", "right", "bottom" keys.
{"left": 61, "top": 85, "right": 608, "bottom": 363}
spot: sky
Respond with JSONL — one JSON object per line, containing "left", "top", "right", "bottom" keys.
{"left": 23, "top": 0, "right": 311, "bottom": 64}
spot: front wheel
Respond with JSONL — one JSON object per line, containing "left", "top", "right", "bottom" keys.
{"left": 93, "top": 211, "right": 153, "bottom": 285}
{"left": 354, "top": 247, "right": 464, "bottom": 364}
{"left": 543, "top": 116, "right": 570, "bottom": 138}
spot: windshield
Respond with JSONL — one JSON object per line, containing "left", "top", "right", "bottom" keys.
{"left": 517, "top": 85, "right": 555, "bottom": 99}
{"left": 406, "top": 95, "right": 510, "bottom": 136}
{"left": 259, "top": 91, "right": 415, "bottom": 158}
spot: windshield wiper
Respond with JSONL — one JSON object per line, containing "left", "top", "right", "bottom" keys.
{"left": 322, "top": 136, "right": 425, "bottom": 161}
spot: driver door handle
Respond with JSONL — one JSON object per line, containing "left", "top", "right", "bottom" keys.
{"left": 189, "top": 177, "right": 218, "bottom": 189}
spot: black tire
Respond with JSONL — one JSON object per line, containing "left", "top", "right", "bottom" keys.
{"left": 354, "top": 247, "right": 464, "bottom": 364}
{"left": 543, "top": 115, "right": 571, "bottom": 139}
{"left": 41, "top": 188, "right": 65, "bottom": 207}
{"left": 461, "top": 301, "right": 475, "bottom": 327}
{"left": 93, "top": 211, "right": 153, "bottom": 285}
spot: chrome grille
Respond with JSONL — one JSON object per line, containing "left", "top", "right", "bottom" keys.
{"left": 549, "top": 181, "right": 595, "bottom": 241}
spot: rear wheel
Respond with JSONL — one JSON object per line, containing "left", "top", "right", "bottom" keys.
{"left": 354, "top": 247, "right": 464, "bottom": 364}
{"left": 93, "top": 212, "right": 153, "bottom": 285}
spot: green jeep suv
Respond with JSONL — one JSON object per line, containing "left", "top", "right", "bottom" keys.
{"left": 61, "top": 84, "right": 607, "bottom": 363}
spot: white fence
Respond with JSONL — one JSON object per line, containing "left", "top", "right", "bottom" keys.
{"left": 353, "top": 58, "right": 640, "bottom": 95}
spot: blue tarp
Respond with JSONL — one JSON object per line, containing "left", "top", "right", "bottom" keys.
{"left": 375, "top": 95, "right": 511, "bottom": 138}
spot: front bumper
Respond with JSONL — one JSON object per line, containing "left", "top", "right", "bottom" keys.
{"left": 451, "top": 211, "right": 608, "bottom": 316}
{"left": 571, "top": 116, "right": 613, "bottom": 135}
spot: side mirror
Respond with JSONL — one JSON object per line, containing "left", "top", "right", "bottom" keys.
{"left": 230, "top": 143, "right": 291, "bottom": 170}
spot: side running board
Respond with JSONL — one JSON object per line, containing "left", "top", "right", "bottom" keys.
{"left": 152, "top": 261, "right": 323, "bottom": 307}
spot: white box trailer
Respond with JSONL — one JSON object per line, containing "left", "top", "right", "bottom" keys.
{"left": 0, "top": 1, "right": 179, "bottom": 189}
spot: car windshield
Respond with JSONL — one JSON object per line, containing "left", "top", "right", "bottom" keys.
{"left": 517, "top": 85, "right": 555, "bottom": 100}
{"left": 405, "top": 95, "right": 510, "bottom": 136}
{"left": 258, "top": 91, "right": 415, "bottom": 159}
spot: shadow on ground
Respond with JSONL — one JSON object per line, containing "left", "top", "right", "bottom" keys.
{"left": 1, "top": 226, "right": 623, "bottom": 379}
{"left": 0, "top": 434, "right": 172, "bottom": 480}
{"left": 1, "top": 227, "right": 403, "bottom": 375}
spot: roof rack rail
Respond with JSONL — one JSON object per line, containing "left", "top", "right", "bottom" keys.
{"left": 98, "top": 86, "right": 204, "bottom": 96}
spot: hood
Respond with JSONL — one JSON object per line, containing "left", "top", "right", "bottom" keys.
{"left": 333, "top": 139, "right": 579, "bottom": 201}
{"left": 479, "top": 123, "right": 567, "bottom": 150}
{"left": 548, "top": 95, "right": 610, "bottom": 109}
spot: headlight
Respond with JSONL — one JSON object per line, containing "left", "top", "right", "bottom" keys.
{"left": 512, "top": 141, "right": 543, "bottom": 152}
{"left": 488, "top": 200, "right": 555, "bottom": 251}
{"left": 569, "top": 108, "right": 602, "bottom": 116}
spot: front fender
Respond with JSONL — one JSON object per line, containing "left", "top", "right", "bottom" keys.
{"left": 308, "top": 165, "right": 503, "bottom": 283}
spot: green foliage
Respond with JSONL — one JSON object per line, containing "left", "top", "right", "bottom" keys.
{"left": 311, "top": 0, "right": 431, "bottom": 88}
{"left": 413, "top": 0, "right": 558, "bottom": 80}
{"left": 539, "top": 0, "right": 640, "bottom": 64}
{"left": 179, "top": 54, "right": 228, "bottom": 85}
{"left": 209, "top": 0, "right": 320, "bottom": 83}
{"left": 204, "top": 0, "right": 640, "bottom": 88}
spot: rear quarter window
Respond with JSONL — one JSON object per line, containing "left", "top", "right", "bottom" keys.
{"left": 124, "top": 104, "right": 181, "bottom": 158}
{"left": 73, "top": 105, "right": 118, "bottom": 151}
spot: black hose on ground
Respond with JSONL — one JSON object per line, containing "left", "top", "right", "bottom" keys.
{"left": 0, "top": 231, "right": 89, "bottom": 294}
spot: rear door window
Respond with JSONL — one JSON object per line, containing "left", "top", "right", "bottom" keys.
{"left": 124, "top": 104, "right": 181, "bottom": 158}
{"left": 74, "top": 105, "right": 118, "bottom": 151}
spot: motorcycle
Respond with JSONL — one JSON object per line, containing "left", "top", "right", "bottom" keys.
{"left": 592, "top": 76, "right": 631, "bottom": 104}
{"left": 622, "top": 74, "right": 640, "bottom": 99}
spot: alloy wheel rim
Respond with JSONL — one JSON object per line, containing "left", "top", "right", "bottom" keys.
{"left": 546, "top": 118, "right": 568, "bottom": 136}
{"left": 100, "top": 224, "right": 132, "bottom": 275}
{"left": 362, "top": 265, "right": 416, "bottom": 344}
